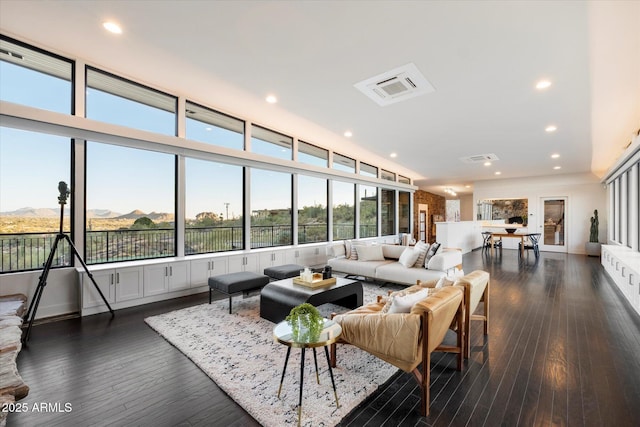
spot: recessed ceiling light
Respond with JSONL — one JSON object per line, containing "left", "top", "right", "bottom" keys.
{"left": 554, "top": 166, "right": 562, "bottom": 170}
{"left": 465, "top": 185, "right": 471, "bottom": 188}
{"left": 265, "top": 95, "right": 277, "bottom": 104}
{"left": 344, "top": 131, "right": 353, "bottom": 138}
{"left": 536, "top": 80, "right": 552, "bottom": 90}
{"left": 495, "top": 171, "right": 502, "bottom": 175}
{"left": 551, "top": 153, "right": 560, "bottom": 159}
{"left": 484, "top": 162, "right": 491, "bottom": 167}
{"left": 205, "top": 127, "right": 212, "bottom": 131}
{"left": 102, "top": 21, "right": 122, "bottom": 34}
{"left": 390, "top": 152, "right": 397, "bottom": 158}
{"left": 545, "top": 125, "right": 557, "bottom": 132}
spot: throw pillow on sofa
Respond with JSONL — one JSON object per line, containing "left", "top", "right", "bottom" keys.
{"left": 413, "top": 241, "right": 430, "bottom": 268}
{"left": 381, "top": 286, "right": 436, "bottom": 313}
{"left": 388, "top": 288, "right": 431, "bottom": 314}
{"left": 424, "top": 242, "right": 441, "bottom": 266}
{"left": 435, "top": 268, "right": 465, "bottom": 288}
{"left": 398, "top": 247, "right": 420, "bottom": 268}
{"left": 357, "top": 245, "right": 385, "bottom": 261}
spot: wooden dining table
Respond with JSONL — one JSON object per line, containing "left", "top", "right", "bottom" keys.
{"left": 490, "top": 232, "right": 526, "bottom": 257}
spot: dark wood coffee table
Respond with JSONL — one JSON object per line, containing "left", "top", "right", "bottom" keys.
{"left": 260, "top": 277, "right": 363, "bottom": 323}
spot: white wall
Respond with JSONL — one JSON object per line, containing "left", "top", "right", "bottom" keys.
{"left": 473, "top": 173, "right": 606, "bottom": 254}
{"left": 0, "top": 267, "right": 79, "bottom": 319}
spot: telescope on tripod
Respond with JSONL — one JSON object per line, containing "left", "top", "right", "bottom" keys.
{"left": 22, "top": 182, "right": 114, "bottom": 342}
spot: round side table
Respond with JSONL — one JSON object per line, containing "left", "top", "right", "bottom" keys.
{"left": 273, "top": 318, "right": 342, "bottom": 426}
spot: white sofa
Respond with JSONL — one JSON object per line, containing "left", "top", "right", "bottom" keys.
{"left": 327, "top": 241, "right": 462, "bottom": 286}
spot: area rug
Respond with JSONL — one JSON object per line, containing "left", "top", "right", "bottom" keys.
{"left": 144, "top": 282, "right": 399, "bottom": 427}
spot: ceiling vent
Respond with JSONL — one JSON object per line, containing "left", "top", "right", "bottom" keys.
{"left": 354, "top": 63, "right": 435, "bottom": 106}
{"left": 459, "top": 154, "right": 500, "bottom": 164}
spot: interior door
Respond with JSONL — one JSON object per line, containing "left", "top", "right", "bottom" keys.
{"left": 539, "top": 197, "right": 568, "bottom": 253}
{"left": 419, "top": 209, "right": 427, "bottom": 242}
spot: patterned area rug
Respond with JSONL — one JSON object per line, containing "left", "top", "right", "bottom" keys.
{"left": 145, "top": 282, "right": 399, "bottom": 427}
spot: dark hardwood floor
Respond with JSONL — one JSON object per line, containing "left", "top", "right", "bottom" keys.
{"left": 9, "top": 250, "right": 640, "bottom": 427}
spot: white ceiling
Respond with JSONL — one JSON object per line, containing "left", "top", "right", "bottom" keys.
{"left": 1, "top": 1, "right": 639, "bottom": 197}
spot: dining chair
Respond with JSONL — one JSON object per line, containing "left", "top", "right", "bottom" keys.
{"left": 519, "top": 233, "right": 541, "bottom": 258}
{"left": 481, "top": 231, "right": 502, "bottom": 254}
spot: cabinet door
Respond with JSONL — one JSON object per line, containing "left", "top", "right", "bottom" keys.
{"left": 144, "top": 264, "right": 169, "bottom": 296}
{"left": 168, "top": 261, "right": 190, "bottom": 291}
{"left": 209, "top": 258, "right": 228, "bottom": 276}
{"left": 190, "top": 258, "right": 212, "bottom": 287}
{"left": 285, "top": 249, "right": 300, "bottom": 265}
{"left": 115, "top": 267, "right": 143, "bottom": 302}
{"left": 259, "top": 252, "right": 276, "bottom": 269}
{"left": 227, "top": 255, "right": 245, "bottom": 273}
{"left": 243, "top": 254, "right": 260, "bottom": 273}
{"left": 82, "top": 269, "right": 115, "bottom": 308}
{"left": 228, "top": 254, "right": 259, "bottom": 273}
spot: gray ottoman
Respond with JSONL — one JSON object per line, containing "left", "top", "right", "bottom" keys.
{"left": 208, "top": 272, "right": 270, "bottom": 313}
{"left": 263, "top": 264, "right": 303, "bottom": 280}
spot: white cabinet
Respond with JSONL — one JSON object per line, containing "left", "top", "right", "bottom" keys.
{"left": 190, "top": 257, "right": 228, "bottom": 286}
{"left": 82, "top": 269, "right": 115, "bottom": 308}
{"left": 81, "top": 266, "right": 142, "bottom": 308}
{"left": 286, "top": 246, "right": 326, "bottom": 267}
{"left": 115, "top": 267, "right": 144, "bottom": 301}
{"left": 228, "top": 254, "right": 259, "bottom": 273}
{"left": 259, "top": 251, "right": 285, "bottom": 269}
{"left": 602, "top": 245, "right": 640, "bottom": 316}
{"left": 144, "top": 261, "right": 191, "bottom": 296}
{"left": 168, "top": 261, "right": 190, "bottom": 291}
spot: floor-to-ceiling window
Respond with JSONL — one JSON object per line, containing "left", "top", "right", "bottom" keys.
{"left": 298, "top": 141, "right": 328, "bottom": 167}
{"left": 333, "top": 181, "right": 355, "bottom": 240}
{"left": 185, "top": 158, "right": 244, "bottom": 254}
{"left": 333, "top": 153, "right": 356, "bottom": 173}
{"left": 0, "top": 36, "right": 73, "bottom": 114}
{"left": 298, "top": 175, "right": 328, "bottom": 243}
{"left": 381, "top": 189, "right": 396, "bottom": 236}
{"left": 1, "top": 35, "right": 415, "bottom": 275}
{"left": 0, "top": 128, "right": 72, "bottom": 272}
{"left": 250, "top": 169, "right": 292, "bottom": 248}
{"left": 0, "top": 36, "right": 74, "bottom": 272}
{"left": 251, "top": 125, "right": 292, "bottom": 160}
{"left": 86, "top": 67, "right": 176, "bottom": 136}
{"left": 85, "top": 142, "right": 176, "bottom": 263}
{"left": 185, "top": 101, "right": 244, "bottom": 151}
{"left": 399, "top": 191, "right": 410, "bottom": 234}
{"left": 359, "top": 185, "right": 377, "bottom": 238}
{"left": 360, "top": 162, "right": 377, "bottom": 178}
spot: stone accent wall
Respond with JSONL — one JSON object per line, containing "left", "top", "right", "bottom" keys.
{"left": 413, "top": 190, "right": 446, "bottom": 243}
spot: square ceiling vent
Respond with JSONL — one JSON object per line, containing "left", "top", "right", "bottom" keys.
{"left": 459, "top": 154, "right": 500, "bottom": 164}
{"left": 354, "top": 63, "right": 435, "bottom": 106}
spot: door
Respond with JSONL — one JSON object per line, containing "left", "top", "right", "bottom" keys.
{"left": 539, "top": 197, "right": 567, "bottom": 253}
{"left": 419, "top": 210, "right": 427, "bottom": 242}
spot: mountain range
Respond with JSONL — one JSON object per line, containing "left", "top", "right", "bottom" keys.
{"left": 1, "top": 207, "right": 173, "bottom": 221}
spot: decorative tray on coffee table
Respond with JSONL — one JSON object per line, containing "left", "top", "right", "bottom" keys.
{"left": 292, "top": 274, "right": 337, "bottom": 289}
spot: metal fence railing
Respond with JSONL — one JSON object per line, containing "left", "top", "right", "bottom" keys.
{"left": 0, "top": 232, "right": 72, "bottom": 273}
{"left": 1, "top": 222, "right": 378, "bottom": 273}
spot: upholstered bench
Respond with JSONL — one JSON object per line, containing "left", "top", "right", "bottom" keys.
{"left": 208, "top": 272, "right": 270, "bottom": 314}
{"left": 263, "top": 264, "right": 303, "bottom": 280}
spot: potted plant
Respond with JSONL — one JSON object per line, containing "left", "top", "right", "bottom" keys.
{"left": 585, "top": 209, "right": 601, "bottom": 257}
{"left": 285, "top": 303, "right": 323, "bottom": 342}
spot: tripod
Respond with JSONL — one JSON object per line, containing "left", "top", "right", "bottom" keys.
{"left": 23, "top": 182, "right": 114, "bottom": 342}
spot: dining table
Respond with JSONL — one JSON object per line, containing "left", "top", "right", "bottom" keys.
{"left": 489, "top": 232, "right": 526, "bottom": 257}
